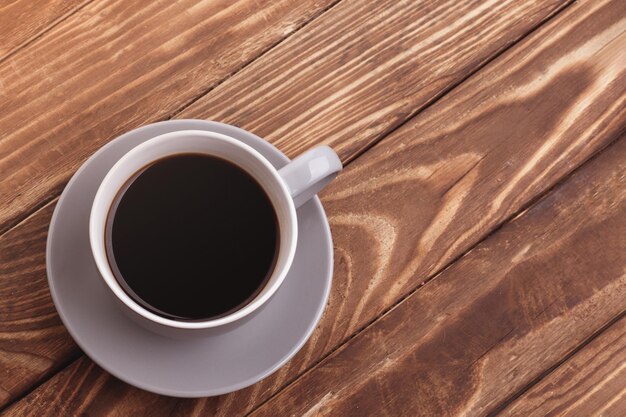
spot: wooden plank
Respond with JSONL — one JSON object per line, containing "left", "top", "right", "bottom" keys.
{"left": 1, "top": 0, "right": 624, "bottom": 414}
{"left": 0, "top": 0, "right": 87, "bottom": 59}
{"left": 246, "top": 139, "right": 626, "bottom": 416}
{"left": 0, "top": 203, "right": 69, "bottom": 407}
{"left": 501, "top": 315, "right": 626, "bottom": 417}
{"left": 0, "top": 0, "right": 337, "bottom": 234}
{"left": 181, "top": 0, "right": 572, "bottom": 162}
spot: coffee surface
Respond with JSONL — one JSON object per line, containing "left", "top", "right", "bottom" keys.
{"left": 105, "top": 153, "right": 279, "bottom": 321}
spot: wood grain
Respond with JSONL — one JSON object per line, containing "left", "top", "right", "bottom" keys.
{"left": 0, "top": 203, "right": 70, "bottom": 407}
{"left": 246, "top": 137, "right": 626, "bottom": 417}
{"left": 0, "top": 0, "right": 337, "bottom": 234}
{"left": 0, "top": 0, "right": 87, "bottom": 59}
{"left": 0, "top": 0, "right": 575, "bottom": 405}
{"left": 501, "top": 315, "right": 626, "bottom": 417}
{"left": 181, "top": 0, "right": 571, "bottom": 162}
{"left": 1, "top": 356, "right": 203, "bottom": 417}
{"left": 1, "top": 0, "right": 624, "bottom": 414}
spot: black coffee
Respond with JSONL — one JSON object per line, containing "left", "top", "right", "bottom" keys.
{"left": 105, "top": 154, "right": 279, "bottom": 321}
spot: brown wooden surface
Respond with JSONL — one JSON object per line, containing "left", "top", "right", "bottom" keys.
{"left": 248, "top": 136, "right": 626, "bottom": 417}
{"left": 0, "top": 0, "right": 87, "bottom": 59}
{"left": 0, "top": 203, "right": 68, "bottom": 407}
{"left": 0, "top": 0, "right": 625, "bottom": 415}
{"left": 0, "top": 0, "right": 577, "bottom": 410}
{"left": 0, "top": 0, "right": 570, "bottom": 235}
{"left": 502, "top": 314, "right": 626, "bottom": 417}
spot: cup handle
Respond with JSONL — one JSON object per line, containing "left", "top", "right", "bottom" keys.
{"left": 278, "top": 145, "right": 342, "bottom": 208}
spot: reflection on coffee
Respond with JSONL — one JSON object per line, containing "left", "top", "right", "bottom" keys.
{"left": 105, "top": 154, "right": 279, "bottom": 321}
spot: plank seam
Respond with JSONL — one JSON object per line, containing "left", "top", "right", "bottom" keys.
{"left": 166, "top": 0, "right": 345, "bottom": 121}
{"left": 341, "top": 0, "right": 577, "bottom": 165}
{"left": 0, "top": 0, "right": 96, "bottom": 66}
{"left": 0, "top": 350, "right": 83, "bottom": 414}
{"left": 489, "top": 309, "right": 626, "bottom": 417}
{"left": 0, "top": 191, "right": 62, "bottom": 237}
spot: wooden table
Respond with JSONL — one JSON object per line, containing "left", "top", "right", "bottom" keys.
{"left": 1, "top": 0, "right": 624, "bottom": 415}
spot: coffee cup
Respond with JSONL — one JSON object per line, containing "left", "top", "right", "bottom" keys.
{"left": 89, "top": 129, "right": 341, "bottom": 337}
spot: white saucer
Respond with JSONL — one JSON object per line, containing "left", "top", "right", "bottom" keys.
{"left": 46, "top": 120, "right": 333, "bottom": 397}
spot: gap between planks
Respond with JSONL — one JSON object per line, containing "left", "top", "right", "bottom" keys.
{"left": 0, "top": 0, "right": 96, "bottom": 67}
{"left": 166, "top": 0, "right": 344, "bottom": 121}
{"left": 488, "top": 309, "right": 626, "bottom": 416}
{"left": 277, "top": 0, "right": 576, "bottom": 167}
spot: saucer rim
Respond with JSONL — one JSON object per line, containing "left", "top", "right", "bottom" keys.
{"left": 46, "top": 119, "right": 333, "bottom": 397}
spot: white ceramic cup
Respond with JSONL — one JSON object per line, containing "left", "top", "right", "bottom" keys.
{"left": 90, "top": 130, "right": 341, "bottom": 337}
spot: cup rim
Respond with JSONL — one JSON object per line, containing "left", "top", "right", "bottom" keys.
{"left": 89, "top": 130, "right": 298, "bottom": 329}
